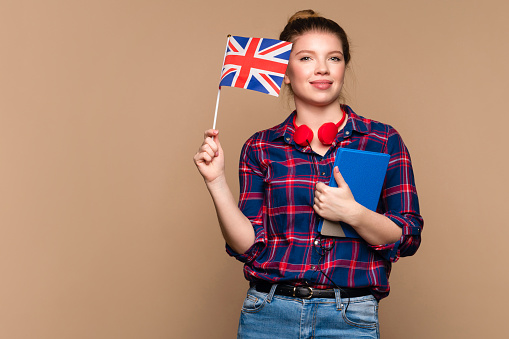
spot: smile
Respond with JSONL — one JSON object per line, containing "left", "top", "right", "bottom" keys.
{"left": 310, "top": 80, "right": 333, "bottom": 90}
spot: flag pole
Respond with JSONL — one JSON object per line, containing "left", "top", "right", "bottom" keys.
{"left": 212, "top": 34, "right": 231, "bottom": 130}
{"left": 212, "top": 87, "right": 221, "bottom": 130}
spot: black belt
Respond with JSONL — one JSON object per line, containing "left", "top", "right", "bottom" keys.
{"left": 253, "top": 282, "right": 371, "bottom": 299}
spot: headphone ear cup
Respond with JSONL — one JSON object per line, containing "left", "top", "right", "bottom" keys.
{"left": 318, "top": 122, "right": 339, "bottom": 146}
{"left": 294, "top": 125, "right": 314, "bottom": 146}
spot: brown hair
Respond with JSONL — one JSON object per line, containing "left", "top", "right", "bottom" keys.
{"left": 279, "top": 9, "right": 350, "bottom": 66}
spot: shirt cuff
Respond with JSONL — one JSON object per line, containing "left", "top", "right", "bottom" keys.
{"left": 369, "top": 240, "right": 401, "bottom": 263}
{"left": 386, "top": 212, "right": 422, "bottom": 237}
{"left": 368, "top": 212, "right": 421, "bottom": 262}
{"left": 225, "top": 228, "right": 265, "bottom": 263}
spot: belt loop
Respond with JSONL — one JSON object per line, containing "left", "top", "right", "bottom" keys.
{"left": 334, "top": 288, "right": 342, "bottom": 310}
{"left": 267, "top": 284, "right": 278, "bottom": 303}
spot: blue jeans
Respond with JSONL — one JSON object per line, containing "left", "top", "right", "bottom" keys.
{"left": 237, "top": 285, "right": 380, "bottom": 339}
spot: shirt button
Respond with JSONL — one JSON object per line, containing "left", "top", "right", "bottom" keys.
{"left": 314, "top": 240, "right": 319, "bottom": 246}
{"left": 321, "top": 172, "right": 326, "bottom": 176}
{"left": 285, "top": 137, "right": 290, "bottom": 142}
{"left": 311, "top": 265, "right": 316, "bottom": 270}
{"left": 345, "top": 131, "right": 350, "bottom": 135}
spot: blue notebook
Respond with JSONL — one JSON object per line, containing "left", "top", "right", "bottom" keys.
{"left": 318, "top": 148, "right": 390, "bottom": 238}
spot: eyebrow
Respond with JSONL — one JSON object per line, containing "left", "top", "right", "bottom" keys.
{"left": 295, "top": 49, "right": 344, "bottom": 56}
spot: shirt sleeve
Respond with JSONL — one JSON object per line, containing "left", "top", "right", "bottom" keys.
{"left": 368, "top": 126, "right": 423, "bottom": 263}
{"left": 225, "top": 135, "right": 267, "bottom": 263}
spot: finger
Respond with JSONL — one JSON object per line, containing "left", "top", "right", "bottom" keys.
{"left": 206, "top": 131, "right": 222, "bottom": 156}
{"left": 314, "top": 189, "right": 320, "bottom": 199}
{"left": 201, "top": 152, "right": 213, "bottom": 164}
{"left": 203, "top": 137, "right": 219, "bottom": 155}
{"left": 315, "top": 182, "right": 326, "bottom": 193}
{"left": 312, "top": 203, "right": 321, "bottom": 215}
{"left": 314, "top": 189, "right": 324, "bottom": 202}
{"left": 333, "top": 166, "right": 347, "bottom": 187}
{"left": 194, "top": 151, "right": 212, "bottom": 165}
{"left": 199, "top": 143, "right": 215, "bottom": 159}
{"left": 212, "top": 132, "right": 222, "bottom": 155}
{"left": 203, "top": 129, "right": 219, "bottom": 139}
{"left": 314, "top": 196, "right": 322, "bottom": 206}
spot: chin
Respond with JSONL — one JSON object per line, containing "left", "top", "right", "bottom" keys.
{"left": 310, "top": 97, "right": 340, "bottom": 107}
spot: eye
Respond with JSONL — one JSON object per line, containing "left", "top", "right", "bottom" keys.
{"left": 330, "top": 56, "right": 342, "bottom": 62}
{"left": 299, "top": 56, "right": 312, "bottom": 61}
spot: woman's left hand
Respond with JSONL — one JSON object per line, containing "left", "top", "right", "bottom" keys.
{"left": 313, "top": 166, "right": 362, "bottom": 224}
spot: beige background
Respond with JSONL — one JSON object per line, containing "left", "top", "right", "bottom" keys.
{"left": 1, "top": 0, "right": 508, "bottom": 338}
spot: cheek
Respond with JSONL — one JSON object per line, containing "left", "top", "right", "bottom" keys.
{"left": 284, "top": 65, "right": 298, "bottom": 85}
{"left": 336, "top": 66, "right": 346, "bottom": 80}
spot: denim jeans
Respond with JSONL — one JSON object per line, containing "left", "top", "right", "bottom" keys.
{"left": 237, "top": 285, "right": 380, "bottom": 339}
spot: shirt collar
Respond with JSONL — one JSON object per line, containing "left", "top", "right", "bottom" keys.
{"left": 269, "top": 111, "right": 297, "bottom": 143}
{"left": 341, "top": 105, "right": 371, "bottom": 137}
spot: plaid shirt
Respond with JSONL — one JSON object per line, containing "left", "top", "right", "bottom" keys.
{"left": 226, "top": 105, "right": 423, "bottom": 300}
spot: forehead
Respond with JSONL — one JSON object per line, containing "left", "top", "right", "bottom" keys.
{"left": 291, "top": 31, "right": 343, "bottom": 52}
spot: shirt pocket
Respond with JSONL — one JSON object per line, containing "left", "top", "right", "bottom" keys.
{"left": 265, "top": 161, "right": 315, "bottom": 233}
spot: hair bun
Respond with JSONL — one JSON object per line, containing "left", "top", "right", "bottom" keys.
{"left": 279, "top": 9, "right": 350, "bottom": 66}
{"left": 287, "top": 9, "right": 320, "bottom": 23}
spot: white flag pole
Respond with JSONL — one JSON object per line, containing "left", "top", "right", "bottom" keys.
{"left": 212, "top": 87, "right": 221, "bottom": 130}
{"left": 212, "top": 34, "right": 231, "bottom": 130}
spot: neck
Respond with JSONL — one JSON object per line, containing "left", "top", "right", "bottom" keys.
{"left": 294, "top": 100, "right": 344, "bottom": 130}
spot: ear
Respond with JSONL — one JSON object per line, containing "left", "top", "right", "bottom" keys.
{"left": 284, "top": 73, "right": 291, "bottom": 85}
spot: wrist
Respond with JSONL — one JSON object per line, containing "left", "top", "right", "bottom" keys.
{"left": 346, "top": 202, "right": 367, "bottom": 227}
{"left": 205, "top": 175, "right": 228, "bottom": 193}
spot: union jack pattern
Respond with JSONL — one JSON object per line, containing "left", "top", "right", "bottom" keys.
{"left": 219, "top": 36, "right": 292, "bottom": 96}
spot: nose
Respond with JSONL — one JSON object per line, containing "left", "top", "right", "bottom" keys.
{"left": 315, "top": 59, "right": 330, "bottom": 75}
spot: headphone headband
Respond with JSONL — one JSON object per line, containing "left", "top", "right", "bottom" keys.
{"left": 293, "top": 110, "right": 346, "bottom": 147}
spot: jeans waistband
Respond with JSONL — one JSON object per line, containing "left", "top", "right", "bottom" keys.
{"left": 252, "top": 282, "right": 371, "bottom": 299}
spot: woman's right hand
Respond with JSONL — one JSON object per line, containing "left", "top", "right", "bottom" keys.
{"left": 193, "top": 129, "right": 225, "bottom": 185}
{"left": 193, "top": 129, "right": 255, "bottom": 253}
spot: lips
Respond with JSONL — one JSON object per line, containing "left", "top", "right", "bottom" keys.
{"left": 310, "top": 80, "right": 333, "bottom": 90}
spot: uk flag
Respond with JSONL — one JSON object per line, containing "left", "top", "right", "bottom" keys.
{"left": 219, "top": 36, "right": 293, "bottom": 96}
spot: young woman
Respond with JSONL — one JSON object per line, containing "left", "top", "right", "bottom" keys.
{"left": 194, "top": 10, "right": 423, "bottom": 339}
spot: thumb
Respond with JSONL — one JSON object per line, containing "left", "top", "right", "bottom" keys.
{"left": 333, "top": 166, "right": 347, "bottom": 187}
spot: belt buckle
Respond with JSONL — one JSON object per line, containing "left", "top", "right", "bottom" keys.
{"left": 293, "top": 286, "right": 313, "bottom": 299}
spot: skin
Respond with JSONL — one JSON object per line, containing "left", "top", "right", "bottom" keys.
{"left": 284, "top": 31, "right": 347, "bottom": 156}
{"left": 193, "top": 31, "right": 402, "bottom": 253}
{"left": 193, "top": 129, "right": 255, "bottom": 254}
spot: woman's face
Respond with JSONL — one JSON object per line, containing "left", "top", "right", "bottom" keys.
{"left": 284, "top": 31, "right": 346, "bottom": 109}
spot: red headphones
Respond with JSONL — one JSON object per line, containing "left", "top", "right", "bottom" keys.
{"left": 293, "top": 110, "right": 347, "bottom": 146}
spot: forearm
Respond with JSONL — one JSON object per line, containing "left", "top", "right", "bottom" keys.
{"left": 206, "top": 176, "right": 255, "bottom": 254}
{"left": 349, "top": 204, "right": 402, "bottom": 246}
